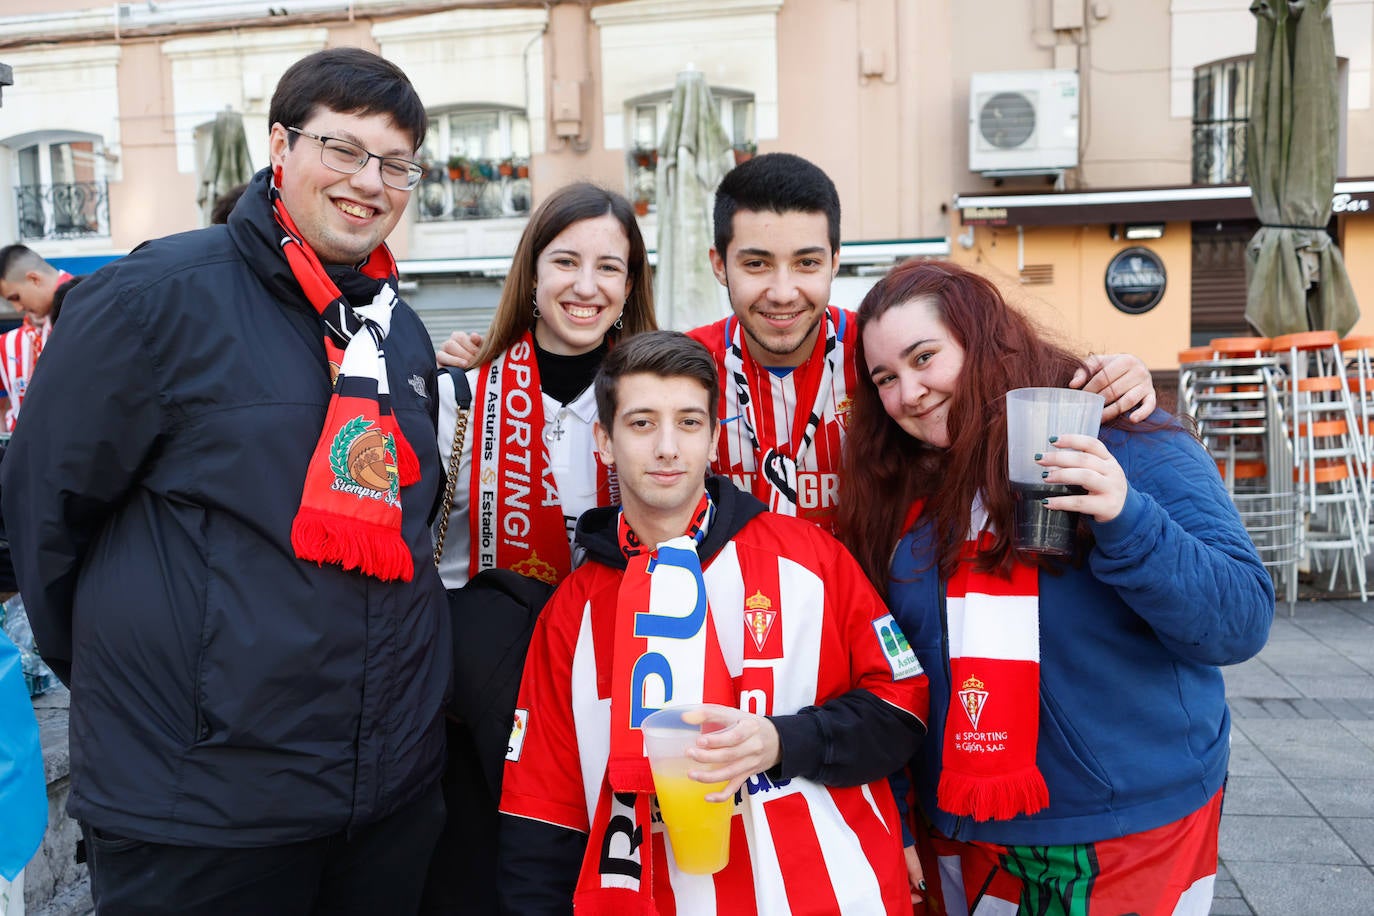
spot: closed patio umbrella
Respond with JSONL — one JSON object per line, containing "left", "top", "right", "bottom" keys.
{"left": 197, "top": 109, "right": 254, "bottom": 226}
{"left": 653, "top": 70, "right": 735, "bottom": 331}
{"left": 1244, "top": 0, "right": 1358, "bottom": 335}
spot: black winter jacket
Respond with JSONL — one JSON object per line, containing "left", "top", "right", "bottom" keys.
{"left": 0, "top": 171, "right": 450, "bottom": 846}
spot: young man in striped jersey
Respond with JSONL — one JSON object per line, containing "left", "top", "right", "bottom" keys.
{"left": 0, "top": 245, "right": 70, "bottom": 431}
{"left": 498, "top": 331, "right": 928, "bottom": 914}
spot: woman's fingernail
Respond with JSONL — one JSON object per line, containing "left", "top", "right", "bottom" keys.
{"left": 1048, "top": 435, "right": 1059, "bottom": 443}
{"left": 1041, "top": 498, "right": 1049, "bottom": 506}
{"left": 918, "top": 880, "right": 927, "bottom": 891}
{"left": 1033, "top": 452, "right": 1043, "bottom": 461}
{"left": 1041, "top": 470, "right": 1049, "bottom": 479}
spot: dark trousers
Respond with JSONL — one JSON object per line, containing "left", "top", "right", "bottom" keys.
{"left": 83, "top": 782, "right": 446, "bottom": 916}
{"left": 418, "top": 720, "right": 500, "bottom": 915}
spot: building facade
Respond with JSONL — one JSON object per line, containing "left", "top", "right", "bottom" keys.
{"left": 0, "top": 0, "right": 1370, "bottom": 364}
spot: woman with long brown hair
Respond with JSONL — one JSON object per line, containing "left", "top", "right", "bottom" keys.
{"left": 839, "top": 259, "right": 1273, "bottom": 915}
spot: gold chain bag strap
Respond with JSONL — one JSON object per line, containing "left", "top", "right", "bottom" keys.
{"left": 434, "top": 367, "right": 472, "bottom": 567}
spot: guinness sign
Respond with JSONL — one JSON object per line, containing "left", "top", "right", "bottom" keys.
{"left": 1104, "top": 247, "right": 1167, "bottom": 314}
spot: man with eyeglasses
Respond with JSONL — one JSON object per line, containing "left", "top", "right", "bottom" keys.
{"left": 2, "top": 48, "right": 449, "bottom": 915}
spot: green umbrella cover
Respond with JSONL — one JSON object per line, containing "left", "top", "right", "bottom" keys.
{"left": 1244, "top": 0, "right": 1359, "bottom": 335}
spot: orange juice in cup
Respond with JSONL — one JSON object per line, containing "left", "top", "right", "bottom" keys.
{"left": 642, "top": 705, "right": 739, "bottom": 875}
{"left": 650, "top": 760, "right": 732, "bottom": 874}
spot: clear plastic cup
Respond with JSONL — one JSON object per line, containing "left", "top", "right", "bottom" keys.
{"left": 641, "top": 704, "right": 738, "bottom": 875}
{"left": 1005, "top": 387, "right": 1103, "bottom": 556}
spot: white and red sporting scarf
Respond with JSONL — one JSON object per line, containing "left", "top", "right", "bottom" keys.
{"left": 1, "top": 318, "right": 51, "bottom": 432}
{"left": 575, "top": 493, "right": 732, "bottom": 914}
{"left": 939, "top": 519, "right": 1050, "bottom": 822}
{"left": 469, "top": 331, "right": 613, "bottom": 585}
{"left": 278, "top": 188, "right": 421, "bottom": 583}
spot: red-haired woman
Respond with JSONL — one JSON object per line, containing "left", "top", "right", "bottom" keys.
{"left": 838, "top": 260, "right": 1273, "bottom": 915}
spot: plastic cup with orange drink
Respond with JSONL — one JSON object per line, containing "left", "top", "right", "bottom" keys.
{"left": 642, "top": 704, "right": 740, "bottom": 875}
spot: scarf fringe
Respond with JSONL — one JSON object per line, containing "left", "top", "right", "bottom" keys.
{"left": 386, "top": 414, "right": 421, "bottom": 486}
{"left": 938, "top": 765, "right": 1049, "bottom": 822}
{"left": 607, "top": 760, "right": 655, "bottom": 795}
{"left": 291, "top": 508, "right": 414, "bottom": 582}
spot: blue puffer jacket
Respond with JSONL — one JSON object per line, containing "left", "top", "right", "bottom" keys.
{"left": 1, "top": 171, "right": 450, "bottom": 847}
{"left": 889, "top": 413, "right": 1273, "bottom": 846}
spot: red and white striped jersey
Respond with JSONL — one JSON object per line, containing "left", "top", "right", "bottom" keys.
{"left": 501, "top": 510, "right": 925, "bottom": 915}
{"left": 688, "top": 307, "right": 859, "bottom": 531}
{"left": 0, "top": 321, "right": 50, "bottom": 432}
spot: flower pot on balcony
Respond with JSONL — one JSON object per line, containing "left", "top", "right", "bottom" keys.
{"left": 516, "top": 163, "right": 529, "bottom": 179}
{"left": 633, "top": 198, "right": 650, "bottom": 217}
{"left": 498, "top": 160, "right": 514, "bottom": 177}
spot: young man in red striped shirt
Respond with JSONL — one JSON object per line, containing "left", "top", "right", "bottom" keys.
{"left": 498, "top": 331, "right": 928, "bottom": 914}
{"left": 0, "top": 245, "right": 70, "bottom": 431}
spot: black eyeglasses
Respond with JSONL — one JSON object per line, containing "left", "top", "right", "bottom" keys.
{"left": 287, "top": 127, "right": 425, "bottom": 191}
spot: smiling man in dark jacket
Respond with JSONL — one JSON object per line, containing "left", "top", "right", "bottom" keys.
{"left": 0, "top": 48, "right": 449, "bottom": 915}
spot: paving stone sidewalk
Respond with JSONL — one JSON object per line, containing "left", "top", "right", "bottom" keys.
{"left": 1216, "top": 596, "right": 1374, "bottom": 915}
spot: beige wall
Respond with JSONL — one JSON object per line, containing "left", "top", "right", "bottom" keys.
{"left": 950, "top": 222, "right": 1192, "bottom": 369}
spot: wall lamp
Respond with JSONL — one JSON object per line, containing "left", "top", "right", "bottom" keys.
{"left": 1109, "top": 223, "right": 1166, "bottom": 241}
{"left": 1124, "top": 223, "right": 1165, "bottom": 240}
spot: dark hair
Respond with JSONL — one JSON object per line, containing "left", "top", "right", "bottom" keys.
{"left": 49, "top": 276, "right": 84, "bottom": 327}
{"left": 713, "top": 152, "right": 841, "bottom": 256}
{"left": 210, "top": 182, "right": 249, "bottom": 225}
{"left": 594, "top": 331, "right": 719, "bottom": 430}
{"left": 0, "top": 245, "right": 47, "bottom": 282}
{"left": 269, "top": 47, "right": 427, "bottom": 152}
{"left": 838, "top": 260, "right": 1094, "bottom": 591}
{"left": 474, "top": 182, "right": 656, "bottom": 366}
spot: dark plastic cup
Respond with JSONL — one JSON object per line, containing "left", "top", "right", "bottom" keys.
{"left": 1012, "top": 481, "right": 1085, "bottom": 556}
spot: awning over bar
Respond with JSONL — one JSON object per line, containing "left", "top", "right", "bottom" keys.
{"left": 956, "top": 179, "right": 1374, "bottom": 227}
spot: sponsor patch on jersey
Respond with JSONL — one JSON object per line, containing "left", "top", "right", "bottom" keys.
{"left": 872, "top": 614, "right": 923, "bottom": 681}
{"left": 507, "top": 708, "right": 529, "bottom": 761}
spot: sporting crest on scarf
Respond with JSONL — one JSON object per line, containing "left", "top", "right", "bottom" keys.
{"left": 327, "top": 416, "right": 401, "bottom": 505}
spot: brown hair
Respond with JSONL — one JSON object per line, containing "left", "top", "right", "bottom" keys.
{"left": 473, "top": 182, "right": 656, "bottom": 367}
{"left": 838, "top": 260, "right": 1095, "bottom": 591}
{"left": 594, "top": 331, "right": 719, "bottom": 430}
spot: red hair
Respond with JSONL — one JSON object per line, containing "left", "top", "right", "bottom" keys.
{"left": 838, "top": 260, "right": 1088, "bottom": 592}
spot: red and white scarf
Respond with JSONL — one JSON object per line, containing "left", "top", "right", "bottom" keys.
{"left": 469, "top": 331, "right": 614, "bottom": 585}
{"left": 724, "top": 310, "right": 840, "bottom": 515}
{"left": 575, "top": 493, "right": 732, "bottom": 914}
{"left": 278, "top": 190, "right": 421, "bottom": 583}
{"left": 937, "top": 506, "right": 1050, "bottom": 822}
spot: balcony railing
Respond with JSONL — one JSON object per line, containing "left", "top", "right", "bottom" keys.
{"left": 1192, "top": 118, "right": 1248, "bottom": 186}
{"left": 414, "top": 161, "right": 531, "bottom": 222}
{"left": 16, "top": 181, "right": 110, "bottom": 241}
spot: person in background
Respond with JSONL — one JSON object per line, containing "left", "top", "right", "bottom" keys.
{"left": 440, "top": 153, "right": 1159, "bottom": 532}
{"left": 2, "top": 48, "right": 449, "bottom": 915}
{"left": 498, "top": 330, "right": 927, "bottom": 914}
{"left": 839, "top": 259, "right": 1274, "bottom": 915}
{"left": 0, "top": 245, "right": 69, "bottom": 431}
{"left": 421, "top": 181, "right": 656, "bottom": 915}
{"left": 46, "top": 275, "right": 83, "bottom": 329}
{"left": 210, "top": 181, "right": 250, "bottom": 226}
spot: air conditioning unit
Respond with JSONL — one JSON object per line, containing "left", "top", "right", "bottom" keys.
{"left": 969, "top": 70, "right": 1079, "bottom": 175}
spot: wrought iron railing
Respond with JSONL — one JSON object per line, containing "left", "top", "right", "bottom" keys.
{"left": 1192, "top": 118, "right": 1248, "bottom": 185}
{"left": 414, "top": 160, "right": 532, "bottom": 223}
{"left": 15, "top": 181, "right": 109, "bottom": 241}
